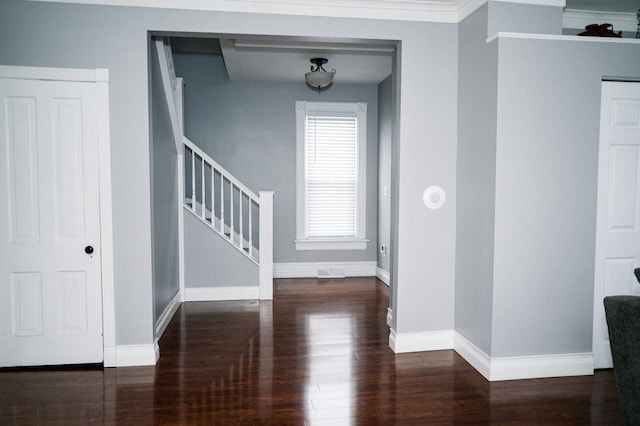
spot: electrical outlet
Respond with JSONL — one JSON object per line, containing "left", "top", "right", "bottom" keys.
{"left": 380, "top": 245, "right": 387, "bottom": 257}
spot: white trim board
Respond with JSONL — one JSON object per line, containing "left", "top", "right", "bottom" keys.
{"left": 487, "top": 32, "right": 640, "bottom": 44}
{"left": 376, "top": 267, "right": 390, "bottom": 286}
{"left": 0, "top": 65, "right": 109, "bottom": 82}
{"left": 454, "top": 332, "right": 594, "bottom": 381}
{"left": 389, "top": 329, "right": 594, "bottom": 381}
{"left": 30, "top": 0, "right": 564, "bottom": 23}
{"left": 185, "top": 286, "right": 260, "bottom": 301}
{"left": 155, "top": 290, "right": 181, "bottom": 339}
{"left": 274, "top": 261, "right": 377, "bottom": 279}
{"left": 115, "top": 343, "right": 160, "bottom": 367}
{"left": 389, "top": 329, "right": 455, "bottom": 353}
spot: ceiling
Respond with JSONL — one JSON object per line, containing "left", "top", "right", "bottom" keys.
{"left": 219, "top": 38, "right": 395, "bottom": 85}
{"left": 170, "top": 1, "right": 638, "bottom": 86}
{"left": 171, "top": 36, "right": 396, "bottom": 86}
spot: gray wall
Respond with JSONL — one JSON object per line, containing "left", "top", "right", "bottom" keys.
{"left": 487, "top": 2, "right": 563, "bottom": 35}
{"left": 455, "top": 3, "right": 498, "bottom": 355}
{"left": 0, "top": 0, "right": 457, "bottom": 347}
{"left": 1, "top": 1, "right": 158, "bottom": 345}
{"left": 150, "top": 40, "right": 181, "bottom": 326}
{"left": 390, "top": 25, "right": 458, "bottom": 333}
{"left": 454, "top": 2, "right": 640, "bottom": 360}
{"left": 174, "top": 52, "right": 380, "bottom": 264}
{"left": 491, "top": 38, "right": 640, "bottom": 357}
{"left": 184, "top": 212, "right": 259, "bottom": 286}
{"left": 377, "top": 75, "right": 392, "bottom": 274}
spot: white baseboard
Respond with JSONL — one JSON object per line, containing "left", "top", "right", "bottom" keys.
{"left": 389, "top": 329, "right": 454, "bottom": 353}
{"left": 185, "top": 286, "right": 259, "bottom": 301}
{"left": 376, "top": 267, "right": 390, "bottom": 286}
{"left": 114, "top": 343, "right": 159, "bottom": 367}
{"left": 274, "top": 261, "right": 377, "bottom": 278}
{"left": 155, "top": 290, "right": 181, "bottom": 339}
{"left": 454, "top": 332, "right": 593, "bottom": 381}
{"left": 453, "top": 332, "right": 491, "bottom": 378}
{"left": 488, "top": 352, "right": 594, "bottom": 381}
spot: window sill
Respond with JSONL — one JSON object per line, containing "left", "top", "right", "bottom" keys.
{"left": 295, "top": 238, "right": 369, "bottom": 251}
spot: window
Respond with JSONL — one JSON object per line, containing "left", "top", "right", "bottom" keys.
{"left": 295, "top": 101, "right": 368, "bottom": 250}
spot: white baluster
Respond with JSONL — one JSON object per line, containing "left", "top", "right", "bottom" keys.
{"left": 190, "top": 151, "right": 196, "bottom": 211}
{"left": 211, "top": 169, "right": 216, "bottom": 227}
{"left": 239, "top": 192, "right": 244, "bottom": 252}
{"left": 248, "top": 198, "right": 253, "bottom": 259}
{"left": 201, "top": 157, "right": 206, "bottom": 219}
{"left": 220, "top": 175, "right": 225, "bottom": 234}
{"left": 230, "top": 183, "right": 235, "bottom": 243}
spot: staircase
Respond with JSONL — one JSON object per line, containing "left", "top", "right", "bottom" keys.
{"left": 155, "top": 36, "right": 274, "bottom": 300}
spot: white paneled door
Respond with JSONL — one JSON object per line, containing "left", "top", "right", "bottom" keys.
{"left": 593, "top": 81, "right": 640, "bottom": 369}
{"left": 0, "top": 77, "right": 103, "bottom": 367}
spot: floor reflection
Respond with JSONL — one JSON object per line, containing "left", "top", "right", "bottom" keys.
{"left": 0, "top": 278, "right": 622, "bottom": 425}
{"left": 304, "top": 314, "right": 354, "bottom": 425}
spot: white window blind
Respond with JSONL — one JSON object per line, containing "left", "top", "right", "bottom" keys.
{"left": 305, "top": 114, "right": 358, "bottom": 238}
{"left": 295, "top": 101, "right": 367, "bottom": 251}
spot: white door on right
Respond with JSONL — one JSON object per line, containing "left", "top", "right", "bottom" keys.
{"left": 593, "top": 81, "right": 640, "bottom": 369}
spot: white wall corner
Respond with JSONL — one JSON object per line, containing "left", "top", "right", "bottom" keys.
{"left": 185, "top": 286, "right": 260, "bottom": 301}
{"left": 387, "top": 307, "right": 393, "bottom": 327}
{"left": 115, "top": 343, "right": 159, "bottom": 367}
{"left": 389, "top": 329, "right": 454, "bottom": 353}
{"left": 155, "top": 291, "right": 182, "bottom": 340}
{"left": 376, "top": 266, "right": 390, "bottom": 286}
{"left": 274, "top": 261, "right": 377, "bottom": 279}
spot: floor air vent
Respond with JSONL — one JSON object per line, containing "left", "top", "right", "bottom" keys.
{"left": 317, "top": 268, "right": 346, "bottom": 279}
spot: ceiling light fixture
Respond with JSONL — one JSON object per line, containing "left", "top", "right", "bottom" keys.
{"left": 305, "top": 58, "right": 336, "bottom": 91}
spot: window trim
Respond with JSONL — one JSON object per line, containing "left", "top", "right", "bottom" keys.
{"left": 295, "top": 100, "right": 368, "bottom": 251}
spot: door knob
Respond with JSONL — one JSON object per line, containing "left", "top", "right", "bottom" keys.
{"left": 84, "top": 245, "right": 94, "bottom": 254}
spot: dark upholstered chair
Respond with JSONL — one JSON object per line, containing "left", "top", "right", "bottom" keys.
{"left": 604, "top": 294, "right": 640, "bottom": 425}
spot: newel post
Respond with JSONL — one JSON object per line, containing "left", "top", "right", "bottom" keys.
{"left": 259, "top": 191, "right": 274, "bottom": 300}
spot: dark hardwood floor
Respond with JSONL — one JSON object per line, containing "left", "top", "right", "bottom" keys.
{"left": 0, "top": 278, "right": 621, "bottom": 425}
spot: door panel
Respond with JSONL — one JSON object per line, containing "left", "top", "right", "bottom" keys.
{"left": 6, "top": 96, "right": 40, "bottom": 243}
{"left": 593, "top": 81, "right": 640, "bottom": 368}
{"left": 0, "top": 78, "right": 103, "bottom": 367}
{"left": 11, "top": 272, "right": 44, "bottom": 337}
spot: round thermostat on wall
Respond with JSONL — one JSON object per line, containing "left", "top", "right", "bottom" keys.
{"left": 423, "top": 186, "right": 446, "bottom": 210}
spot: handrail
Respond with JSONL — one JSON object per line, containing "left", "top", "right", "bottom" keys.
{"left": 183, "top": 136, "right": 259, "bottom": 202}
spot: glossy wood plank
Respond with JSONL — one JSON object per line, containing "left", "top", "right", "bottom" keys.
{"left": 0, "top": 278, "right": 621, "bottom": 424}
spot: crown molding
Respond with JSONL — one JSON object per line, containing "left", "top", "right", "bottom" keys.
{"left": 30, "top": 0, "right": 566, "bottom": 23}
{"left": 563, "top": 9, "right": 638, "bottom": 33}
{"left": 30, "top": 0, "right": 458, "bottom": 22}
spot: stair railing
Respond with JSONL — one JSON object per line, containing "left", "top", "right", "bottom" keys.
{"left": 183, "top": 136, "right": 262, "bottom": 264}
